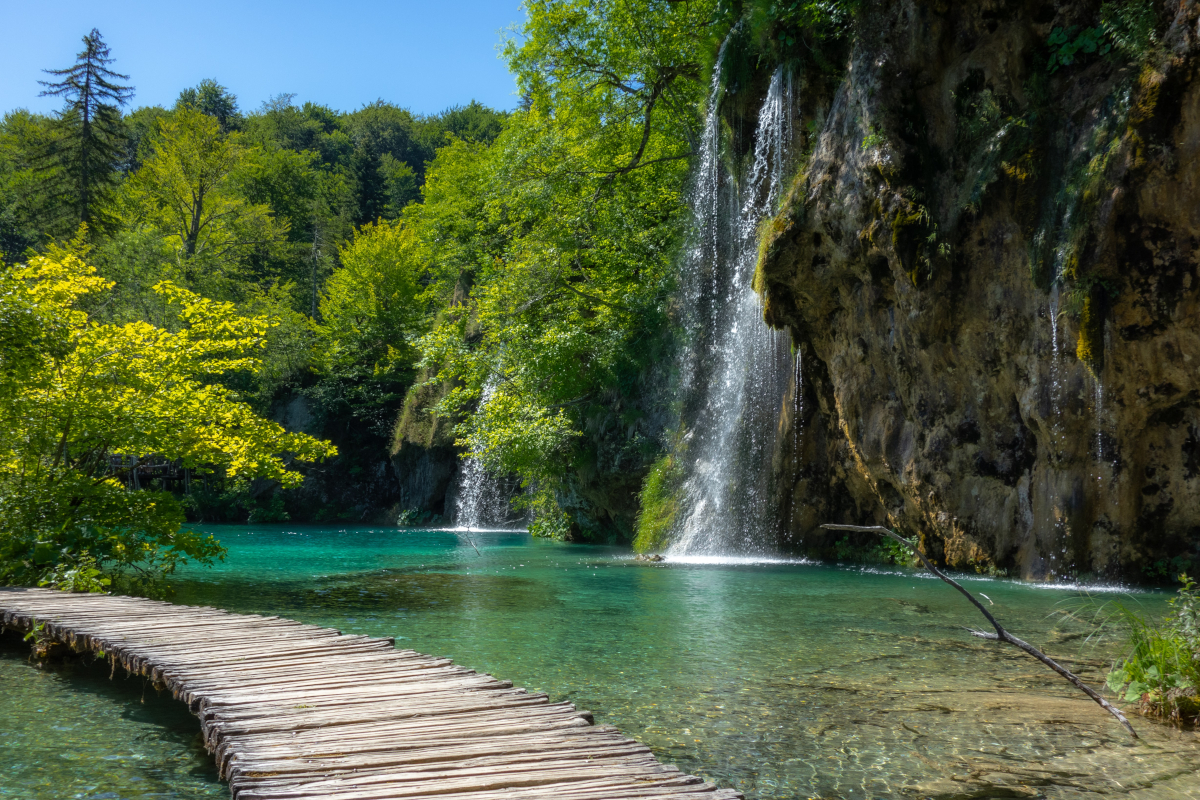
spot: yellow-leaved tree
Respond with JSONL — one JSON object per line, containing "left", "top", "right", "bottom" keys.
{"left": 0, "top": 253, "right": 336, "bottom": 592}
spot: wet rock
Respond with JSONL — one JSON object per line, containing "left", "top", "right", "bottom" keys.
{"left": 761, "top": 0, "right": 1200, "bottom": 579}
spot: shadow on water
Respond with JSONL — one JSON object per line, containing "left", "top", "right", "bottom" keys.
{"left": 0, "top": 630, "right": 223, "bottom": 799}
{"left": 172, "top": 568, "right": 556, "bottom": 617}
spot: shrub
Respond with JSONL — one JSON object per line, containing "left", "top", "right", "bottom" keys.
{"left": 1106, "top": 575, "right": 1200, "bottom": 724}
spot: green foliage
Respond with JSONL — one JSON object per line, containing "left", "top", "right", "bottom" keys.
{"left": 1173, "top": 575, "right": 1200, "bottom": 654}
{"left": 861, "top": 128, "right": 886, "bottom": 150}
{"left": 411, "top": 0, "right": 716, "bottom": 536}
{"left": 0, "top": 9, "right": 735, "bottom": 540}
{"left": 947, "top": 69, "right": 1030, "bottom": 220}
{"left": 397, "top": 508, "right": 436, "bottom": 527}
{"left": 0, "top": 110, "right": 62, "bottom": 256}
{"left": 120, "top": 108, "right": 288, "bottom": 290}
{"left": 308, "top": 218, "right": 425, "bottom": 437}
{"left": 36, "top": 28, "right": 134, "bottom": 229}
{"left": 633, "top": 452, "right": 684, "bottom": 553}
{"left": 875, "top": 535, "right": 917, "bottom": 567}
{"left": 0, "top": 253, "right": 336, "bottom": 590}
{"left": 1105, "top": 576, "right": 1200, "bottom": 723}
{"left": 1047, "top": 2, "right": 1159, "bottom": 73}
{"left": 319, "top": 219, "right": 423, "bottom": 375}
{"left": 247, "top": 494, "right": 290, "bottom": 523}
{"left": 0, "top": 29, "right": 520, "bottom": 532}
{"left": 43, "top": 555, "right": 111, "bottom": 593}
{"left": 1046, "top": 26, "right": 1109, "bottom": 73}
{"left": 1100, "top": 1, "right": 1158, "bottom": 60}
{"left": 733, "top": 0, "right": 857, "bottom": 69}
{"left": 176, "top": 79, "right": 242, "bottom": 132}
{"left": 765, "top": 0, "right": 856, "bottom": 33}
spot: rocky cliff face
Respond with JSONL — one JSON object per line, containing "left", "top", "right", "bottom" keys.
{"left": 390, "top": 375, "right": 462, "bottom": 521}
{"left": 759, "top": 0, "right": 1200, "bottom": 579}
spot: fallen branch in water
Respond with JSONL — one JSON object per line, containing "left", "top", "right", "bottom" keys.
{"left": 821, "top": 523, "right": 1138, "bottom": 739}
{"left": 457, "top": 527, "right": 482, "bottom": 557}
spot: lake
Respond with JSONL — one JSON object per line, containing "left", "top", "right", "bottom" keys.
{"left": 2, "top": 525, "right": 1197, "bottom": 799}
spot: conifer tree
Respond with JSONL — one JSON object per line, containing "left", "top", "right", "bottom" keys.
{"left": 38, "top": 28, "right": 134, "bottom": 228}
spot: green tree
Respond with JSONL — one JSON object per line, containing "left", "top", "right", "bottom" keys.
{"left": 414, "top": 0, "right": 715, "bottom": 537}
{"left": 0, "top": 253, "right": 336, "bottom": 591}
{"left": 177, "top": 79, "right": 242, "bottom": 132}
{"left": 342, "top": 102, "right": 427, "bottom": 224}
{"left": 37, "top": 28, "right": 134, "bottom": 229}
{"left": 431, "top": 101, "right": 507, "bottom": 145}
{"left": 120, "top": 108, "right": 287, "bottom": 291}
{"left": 310, "top": 219, "right": 426, "bottom": 435}
{"left": 0, "top": 110, "right": 60, "bottom": 258}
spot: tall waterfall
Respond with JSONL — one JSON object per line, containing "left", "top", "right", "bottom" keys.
{"left": 669, "top": 66, "right": 796, "bottom": 556}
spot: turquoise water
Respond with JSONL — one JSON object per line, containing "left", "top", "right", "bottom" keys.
{"left": 3, "top": 525, "right": 1198, "bottom": 799}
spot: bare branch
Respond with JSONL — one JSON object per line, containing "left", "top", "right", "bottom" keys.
{"left": 821, "top": 523, "right": 1138, "bottom": 739}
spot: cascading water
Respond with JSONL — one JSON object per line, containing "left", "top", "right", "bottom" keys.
{"left": 451, "top": 380, "right": 514, "bottom": 530}
{"left": 788, "top": 349, "right": 804, "bottom": 529}
{"left": 1047, "top": 284, "right": 1061, "bottom": 437}
{"left": 670, "top": 64, "right": 796, "bottom": 556}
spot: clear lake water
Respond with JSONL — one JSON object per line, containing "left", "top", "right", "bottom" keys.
{"left": 2, "top": 525, "right": 1198, "bottom": 799}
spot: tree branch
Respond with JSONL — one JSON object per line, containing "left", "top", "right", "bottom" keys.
{"left": 820, "top": 523, "right": 1138, "bottom": 739}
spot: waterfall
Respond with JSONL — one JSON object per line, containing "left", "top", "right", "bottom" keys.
{"left": 451, "top": 379, "right": 513, "bottom": 530}
{"left": 1047, "top": 283, "right": 1061, "bottom": 437}
{"left": 669, "top": 65, "right": 795, "bottom": 556}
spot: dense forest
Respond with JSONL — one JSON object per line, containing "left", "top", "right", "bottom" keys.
{"left": 3, "top": 0, "right": 1198, "bottom": 581}
{"left": 0, "top": 0, "right": 738, "bottom": 593}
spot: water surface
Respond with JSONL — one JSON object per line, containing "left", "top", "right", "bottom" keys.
{"left": 3, "top": 525, "right": 1197, "bottom": 799}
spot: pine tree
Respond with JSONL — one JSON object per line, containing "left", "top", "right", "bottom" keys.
{"left": 38, "top": 29, "right": 134, "bottom": 228}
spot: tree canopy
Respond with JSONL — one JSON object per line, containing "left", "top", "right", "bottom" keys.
{"left": 0, "top": 0, "right": 729, "bottom": 583}
{"left": 0, "top": 253, "right": 336, "bottom": 591}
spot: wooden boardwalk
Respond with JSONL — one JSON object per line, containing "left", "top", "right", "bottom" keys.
{"left": 0, "top": 587, "right": 742, "bottom": 800}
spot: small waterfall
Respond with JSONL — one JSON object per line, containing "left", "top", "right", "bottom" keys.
{"left": 792, "top": 349, "right": 803, "bottom": 474}
{"left": 1047, "top": 284, "right": 1061, "bottom": 435}
{"left": 670, "top": 65, "right": 795, "bottom": 556}
{"left": 788, "top": 348, "right": 804, "bottom": 530}
{"left": 451, "top": 380, "right": 513, "bottom": 530}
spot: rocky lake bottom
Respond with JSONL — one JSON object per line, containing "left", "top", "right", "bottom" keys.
{"left": 2, "top": 526, "right": 1198, "bottom": 799}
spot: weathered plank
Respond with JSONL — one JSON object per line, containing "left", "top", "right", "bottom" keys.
{"left": 0, "top": 587, "right": 742, "bottom": 800}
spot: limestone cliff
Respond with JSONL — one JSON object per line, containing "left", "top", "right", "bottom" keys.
{"left": 758, "top": 0, "right": 1200, "bottom": 579}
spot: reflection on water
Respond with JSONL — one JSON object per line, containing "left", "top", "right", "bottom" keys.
{"left": 3, "top": 525, "right": 1197, "bottom": 799}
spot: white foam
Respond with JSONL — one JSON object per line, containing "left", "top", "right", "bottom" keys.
{"left": 845, "top": 565, "right": 1144, "bottom": 594}
{"left": 442, "top": 527, "right": 527, "bottom": 534}
{"left": 659, "top": 554, "right": 816, "bottom": 566}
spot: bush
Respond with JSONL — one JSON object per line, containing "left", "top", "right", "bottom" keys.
{"left": 1106, "top": 575, "right": 1200, "bottom": 724}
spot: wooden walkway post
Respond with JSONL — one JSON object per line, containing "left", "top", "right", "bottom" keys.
{"left": 1, "top": 588, "right": 741, "bottom": 800}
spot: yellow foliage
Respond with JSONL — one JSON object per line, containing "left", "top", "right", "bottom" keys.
{"left": 0, "top": 254, "right": 336, "bottom": 589}
{"left": 1076, "top": 295, "right": 1101, "bottom": 373}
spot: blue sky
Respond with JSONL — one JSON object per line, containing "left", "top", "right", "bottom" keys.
{"left": 1, "top": 1, "right": 525, "bottom": 117}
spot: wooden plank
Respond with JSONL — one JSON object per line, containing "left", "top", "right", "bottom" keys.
{"left": 0, "top": 588, "right": 741, "bottom": 800}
